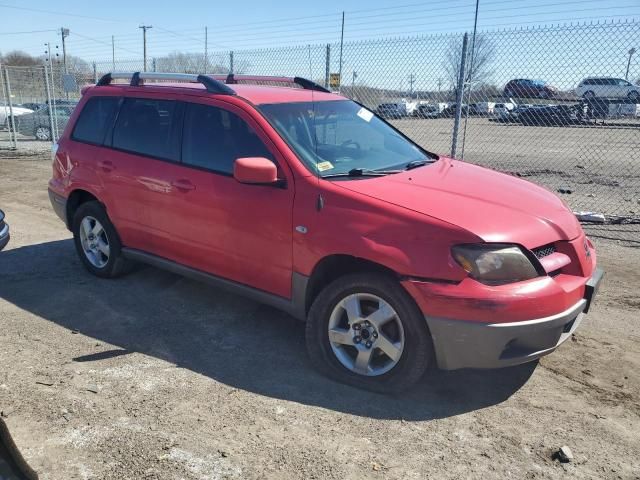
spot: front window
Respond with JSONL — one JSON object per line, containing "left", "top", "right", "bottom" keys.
{"left": 259, "top": 100, "right": 432, "bottom": 177}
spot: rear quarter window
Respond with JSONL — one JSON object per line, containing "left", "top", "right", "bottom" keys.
{"left": 72, "top": 97, "right": 120, "bottom": 145}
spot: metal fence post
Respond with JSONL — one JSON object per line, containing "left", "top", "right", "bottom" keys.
{"left": 43, "top": 65, "right": 56, "bottom": 145}
{"left": 325, "top": 44, "right": 331, "bottom": 89}
{"left": 450, "top": 33, "right": 468, "bottom": 159}
{"left": 93, "top": 62, "right": 97, "bottom": 83}
{"left": 4, "top": 68, "right": 17, "bottom": 149}
{"left": 230, "top": 51, "right": 234, "bottom": 74}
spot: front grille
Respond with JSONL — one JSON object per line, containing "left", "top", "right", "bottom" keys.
{"left": 533, "top": 244, "right": 556, "bottom": 259}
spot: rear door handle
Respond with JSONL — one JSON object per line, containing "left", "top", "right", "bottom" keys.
{"left": 171, "top": 179, "right": 195, "bottom": 192}
{"left": 98, "top": 160, "right": 114, "bottom": 173}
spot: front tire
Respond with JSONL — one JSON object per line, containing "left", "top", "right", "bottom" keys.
{"left": 72, "top": 201, "right": 130, "bottom": 278}
{"left": 306, "top": 273, "right": 433, "bottom": 393}
{"left": 628, "top": 91, "right": 639, "bottom": 102}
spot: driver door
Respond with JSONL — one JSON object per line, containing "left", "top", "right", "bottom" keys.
{"left": 149, "top": 100, "right": 295, "bottom": 298}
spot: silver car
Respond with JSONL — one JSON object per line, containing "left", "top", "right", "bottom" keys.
{"left": 15, "top": 103, "right": 77, "bottom": 141}
{"left": 575, "top": 77, "right": 640, "bottom": 101}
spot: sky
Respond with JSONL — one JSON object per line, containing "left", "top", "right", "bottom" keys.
{"left": 0, "top": 0, "right": 638, "bottom": 90}
{"left": 0, "top": 0, "right": 637, "bottom": 58}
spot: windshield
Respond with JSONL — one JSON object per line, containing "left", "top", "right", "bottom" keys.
{"left": 259, "top": 100, "right": 432, "bottom": 177}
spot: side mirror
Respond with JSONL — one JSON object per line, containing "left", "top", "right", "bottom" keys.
{"left": 233, "top": 157, "right": 279, "bottom": 185}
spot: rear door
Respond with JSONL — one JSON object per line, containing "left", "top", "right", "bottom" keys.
{"left": 103, "top": 96, "right": 184, "bottom": 253}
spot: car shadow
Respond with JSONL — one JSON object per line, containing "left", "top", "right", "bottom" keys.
{"left": 0, "top": 239, "right": 536, "bottom": 420}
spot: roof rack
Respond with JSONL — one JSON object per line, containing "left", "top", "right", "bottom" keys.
{"left": 95, "top": 72, "right": 331, "bottom": 94}
{"left": 95, "top": 72, "right": 236, "bottom": 95}
{"left": 213, "top": 74, "right": 331, "bottom": 93}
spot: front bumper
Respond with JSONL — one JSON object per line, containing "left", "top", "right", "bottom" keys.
{"left": 0, "top": 221, "right": 9, "bottom": 251}
{"left": 410, "top": 267, "right": 604, "bottom": 370}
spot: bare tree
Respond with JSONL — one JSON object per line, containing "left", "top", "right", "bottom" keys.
{"left": 444, "top": 35, "right": 496, "bottom": 96}
{"left": 1, "top": 50, "right": 42, "bottom": 67}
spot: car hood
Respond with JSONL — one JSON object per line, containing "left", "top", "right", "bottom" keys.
{"left": 333, "top": 158, "right": 581, "bottom": 248}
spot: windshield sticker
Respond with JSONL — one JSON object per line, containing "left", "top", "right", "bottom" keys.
{"left": 357, "top": 107, "right": 374, "bottom": 122}
{"left": 316, "top": 161, "right": 334, "bottom": 172}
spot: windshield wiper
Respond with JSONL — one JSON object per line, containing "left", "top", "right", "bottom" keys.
{"left": 322, "top": 167, "right": 402, "bottom": 179}
{"left": 404, "top": 159, "right": 431, "bottom": 170}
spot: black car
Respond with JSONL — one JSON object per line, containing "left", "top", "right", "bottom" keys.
{"left": 375, "top": 103, "right": 408, "bottom": 119}
{"left": 0, "top": 209, "right": 9, "bottom": 251}
{"left": 518, "top": 104, "right": 581, "bottom": 126}
{"left": 504, "top": 79, "right": 558, "bottom": 99}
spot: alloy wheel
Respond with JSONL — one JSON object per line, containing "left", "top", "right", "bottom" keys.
{"left": 78, "top": 216, "right": 110, "bottom": 268}
{"left": 35, "top": 126, "right": 51, "bottom": 141}
{"left": 327, "top": 293, "right": 405, "bottom": 376}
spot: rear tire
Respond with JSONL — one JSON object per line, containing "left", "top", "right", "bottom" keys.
{"left": 72, "top": 201, "right": 131, "bottom": 278}
{"left": 306, "top": 273, "right": 433, "bottom": 393}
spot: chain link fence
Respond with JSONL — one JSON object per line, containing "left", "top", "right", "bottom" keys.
{"left": 1, "top": 20, "right": 639, "bottom": 238}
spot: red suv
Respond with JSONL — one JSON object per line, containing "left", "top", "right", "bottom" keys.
{"left": 48, "top": 72, "right": 603, "bottom": 392}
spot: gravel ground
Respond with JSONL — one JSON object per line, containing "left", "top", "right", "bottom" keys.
{"left": 0, "top": 154, "right": 639, "bottom": 480}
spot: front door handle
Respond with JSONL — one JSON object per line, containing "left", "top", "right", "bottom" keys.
{"left": 171, "top": 179, "right": 195, "bottom": 192}
{"left": 98, "top": 160, "right": 114, "bottom": 172}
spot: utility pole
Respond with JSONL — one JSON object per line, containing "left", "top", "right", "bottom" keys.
{"left": 112, "top": 35, "right": 115, "bottom": 70}
{"left": 60, "top": 28, "right": 69, "bottom": 72}
{"left": 204, "top": 27, "right": 208, "bottom": 74}
{"left": 408, "top": 73, "right": 415, "bottom": 97}
{"left": 338, "top": 11, "right": 345, "bottom": 92}
{"left": 626, "top": 48, "right": 636, "bottom": 80}
{"left": 139, "top": 25, "right": 152, "bottom": 72}
{"left": 352, "top": 71, "right": 357, "bottom": 89}
{"left": 437, "top": 78, "right": 442, "bottom": 98}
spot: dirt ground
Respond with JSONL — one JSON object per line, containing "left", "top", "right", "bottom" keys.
{"left": 0, "top": 154, "right": 639, "bottom": 480}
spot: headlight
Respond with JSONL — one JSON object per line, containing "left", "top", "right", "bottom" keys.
{"left": 451, "top": 244, "right": 541, "bottom": 285}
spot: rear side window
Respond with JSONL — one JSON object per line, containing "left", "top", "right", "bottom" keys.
{"left": 112, "top": 98, "right": 181, "bottom": 161}
{"left": 182, "top": 103, "right": 272, "bottom": 174}
{"left": 72, "top": 97, "right": 119, "bottom": 145}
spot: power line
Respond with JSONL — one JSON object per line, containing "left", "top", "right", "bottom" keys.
{"left": 0, "top": 3, "right": 123, "bottom": 22}
{"left": 153, "top": 26, "right": 228, "bottom": 49}
{"left": 0, "top": 28, "right": 58, "bottom": 35}
{"left": 70, "top": 31, "right": 141, "bottom": 56}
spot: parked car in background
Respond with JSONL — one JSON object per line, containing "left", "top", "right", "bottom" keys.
{"left": 493, "top": 102, "right": 515, "bottom": 117}
{"left": 472, "top": 102, "right": 495, "bottom": 116}
{"left": 519, "top": 104, "right": 582, "bottom": 126}
{"left": 0, "top": 209, "right": 9, "bottom": 251}
{"left": 575, "top": 77, "right": 639, "bottom": 101}
{"left": 1, "top": 105, "right": 33, "bottom": 128}
{"left": 503, "top": 79, "right": 557, "bottom": 99}
{"left": 375, "top": 103, "right": 408, "bottom": 119}
{"left": 17, "top": 102, "right": 45, "bottom": 111}
{"left": 413, "top": 103, "right": 448, "bottom": 118}
{"left": 440, "top": 103, "right": 470, "bottom": 117}
{"left": 15, "top": 103, "right": 77, "bottom": 140}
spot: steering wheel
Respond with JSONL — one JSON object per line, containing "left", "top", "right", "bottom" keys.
{"left": 340, "top": 139, "right": 361, "bottom": 150}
